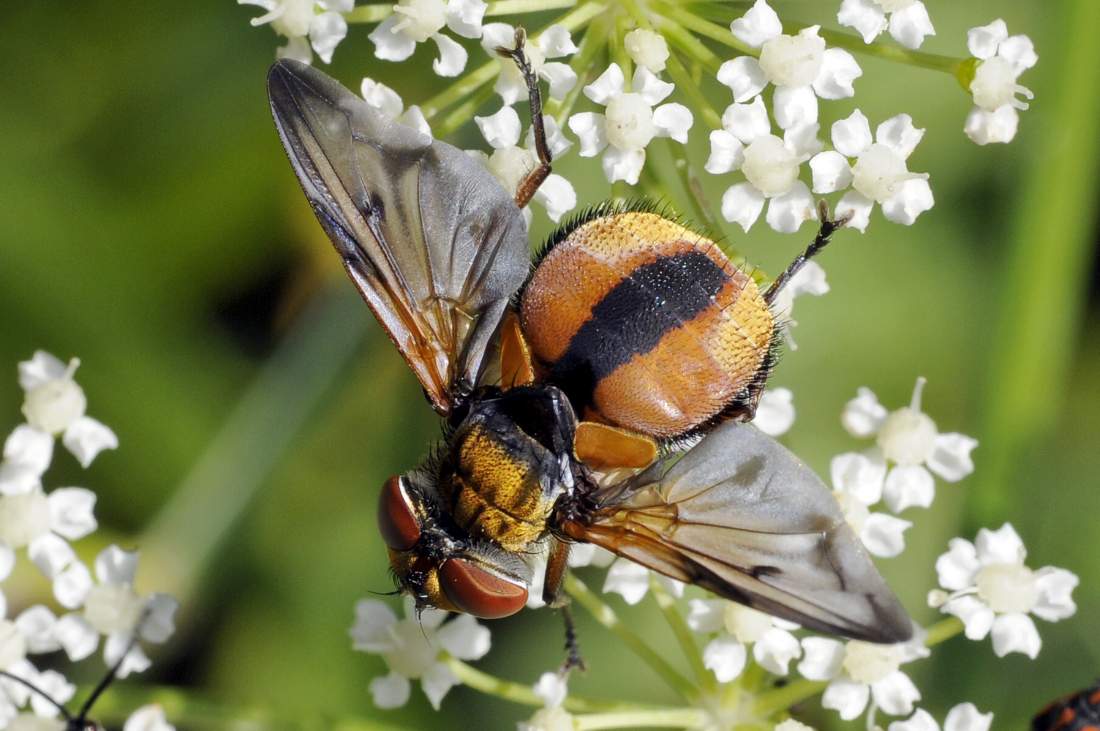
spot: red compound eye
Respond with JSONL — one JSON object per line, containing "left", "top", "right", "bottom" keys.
{"left": 377, "top": 476, "right": 421, "bottom": 551}
{"left": 439, "top": 558, "right": 528, "bottom": 619}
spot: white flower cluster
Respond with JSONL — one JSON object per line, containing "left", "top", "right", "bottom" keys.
{"left": 0, "top": 352, "right": 178, "bottom": 728}
{"left": 963, "top": 19, "right": 1038, "bottom": 145}
{"left": 240, "top": 0, "right": 353, "bottom": 64}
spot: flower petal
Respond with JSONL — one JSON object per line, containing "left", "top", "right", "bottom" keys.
{"left": 876, "top": 114, "right": 925, "bottom": 160}
{"left": 1032, "top": 567, "right": 1078, "bottom": 622}
{"left": 720, "top": 182, "right": 766, "bottom": 232}
{"left": 783, "top": 122, "right": 822, "bottom": 158}
{"left": 141, "top": 593, "right": 178, "bottom": 644}
{"left": 990, "top": 612, "right": 1041, "bottom": 658}
{"left": 705, "top": 130, "right": 745, "bottom": 174}
{"left": 883, "top": 465, "right": 935, "bottom": 512}
{"left": 122, "top": 704, "right": 175, "bottom": 731}
{"left": 28, "top": 533, "right": 74, "bottom": 579}
{"left": 942, "top": 595, "right": 994, "bottom": 640}
{"left": 945, "top": 702, "right": 994, "bottom": 731}
{"left": 602, "top": 558, "right": 650, "bottom": 604}
{"left": 370, "top": 671, "right": 411, "bottom": 709}
{"left": 445, "top": 0, "right": 486, "bottom": 39}
{"left": 3, "top": 426, "right": 53, "bottom": 479}
{"left": 686, "top": 599, "right": 726, "bottom": 634}
{"left": 888, "top": 2, "right": 935, "bottom": 50}
{"left": 837, "top": 0, "right": 886, "bottom": 44}
{"left": 831, "top": 109, "right": 873, "bottom": 157}
{"left": 475, "top": 106, "right": 522, "bottom": 149}
{"left": 421, "top": 661, "right": 460, "bottom": 710}
{"left": 633, "top": 67, "right": 674, "bottom": 106}
{"left": 731, "top": 0, "right": 783, "bottom": 48}
{"left": 927, "top": 433, "right": 978, "bottom": 482}
{"left": 813, "top": 48, "right": 861, "bottom": 99}
{"left": 398, "top": 105, "right": 433, "bottom": 138}
{"left": 703, "top": 636, "right": 747, "bottom": 683}
{"left": 809, "top": 150, "right": 853, "bottom": 194}
{"left": 526, "top": 115, "right": 572, "bottom": 158}
{"left": 964, "top": 105, "right": 1019, "bottom": 145}
{"left": 33, "top": 670, "right": 76, "bottom": 718}
{"left": 861, "top": 512, "right": 912, "bottom": 558}
{"left": 62, "top": 417, "right": 118, "bottom": 468}
{"left": 567, "top": 113, "right": 607, "bottom": 157}
{"left": 752, "top": 388, "right": 795, "bottom": 437}
{"left": 871, "top": 670, "right": 921, "bottom": 716}
{"left": 798, "top": 637, "right": 845, "bottom": 680}
{"left": 540, "top": 62, "right": 578, "bottom": 100}
{"left": 975, "top": 523, "right": 1026, "bottom": 565}
{"left": 822, "top": 678, "right": 871, "bottom": 720}
{"left": 836, "top": 190, "right": 874, "bottom": 233}
{"left": 842, "top": 387, "right": 887, "bottom": 437}
{"left": 18, "top": 352, "right": 68, "bottom": 392}
{"left": 568, "top": 544, "right": 615, "bottom": 568}
{"left": 96, "top": 544, "right": 139, "bottom": 585}
{"left": 881, "top": 177, "right": 934, "bottom": 226}
{"left": 936, "top": 538, "right": 980, "bottom": 591}
{"left": 716, "top": 57, "right": 768, "bottom": 103}
{"left": 754, "top": 628, "right": 801, "bottom": 675}
{"left": 309, "top": 11, "right": 348, "bottom": 64}
{"left": 889, "top": 709, "right": 940, "bottom": 731}
{"left": 601, "top": 146, "right": 646, "bottom": 185}
{"left": 538, "top": 24, "right": 579, "bottom": 58}
{"left": 722, "top": 95, "right": 770, "bottom": 144}
{"left": 360, "top": 78, "right": 404, "bottom": 119}
{"left": 0, "top": 545, "right": 13, "bottom": 582}
{"left": 967, "top": 19, "right": 1008, "bottom": 61}
{"left": 766, "top": 181, "right": 816, "bottom": 233}
{"left": 105, "top": 632, "right": 152, "bottom": 678}
{"left": 773, "top": 85, "right": 818, "bottom": 130}
{"left": 349, "top": 599, "right": 398, "bottom": 652}
{"left": 479, "top": 22, "right": 515, "bottom": 53}
{"left": 653, "top": 103, "right": 693, "bottom": 144}
{"left": 999, "top": 34, "right": 1038, "bottom": 72}
{"left": 534, "top": 174, "right": 577, "bottom": 223}
{"left": 15, "top": 605, "right": 60, "bottom": 653}
{"left": 369, "top": 15, "right": 417, "bottom": 62}
{"left": 436, "top": 614, "right": 491, "bottom": 661}
{"left": 47, "top": 487, "right": 97, "bottom": 540}
{"left": 831, "top": 450, "right": 886, "bottom": 505}
{"left": 584, "top": 63, "right": 625, "bottom": 105}
{"left": 431, "top": 33, "right": 468, "bottom": 77}
{"left": 53, "top": 561, "right": 92, "bottom": 609}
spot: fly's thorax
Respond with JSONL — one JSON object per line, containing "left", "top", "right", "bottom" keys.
{"left": 520, "top": 209, "right": 777, "bottom": 439}
{"left": 439, "top": 386, "right": 577, "bottom": 551}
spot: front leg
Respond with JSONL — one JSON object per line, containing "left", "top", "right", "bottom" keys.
{"left": 495, "top": 27, "right": 553, "bottom": 209}
{"left": 542, "top": 538, "right": 586, "bottom": 672}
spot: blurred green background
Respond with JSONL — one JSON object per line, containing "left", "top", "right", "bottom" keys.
{"left": 1, "top": 0, "right": 1097, "bottom": 728}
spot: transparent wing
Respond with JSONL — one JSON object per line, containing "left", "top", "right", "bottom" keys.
{"left": 563, "top": 421, "right": 913, "bottom": 642}
{"left": 267, "top": 59, "right": 530, "bottom": 415}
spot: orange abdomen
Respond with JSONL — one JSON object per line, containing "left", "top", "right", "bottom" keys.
{"left": 519, "top": 210, "right": 776, "bottom": 439}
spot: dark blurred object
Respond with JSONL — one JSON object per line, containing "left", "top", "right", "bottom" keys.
{"left": 1033, "top": 679, "right": 1100, "bottom": 731}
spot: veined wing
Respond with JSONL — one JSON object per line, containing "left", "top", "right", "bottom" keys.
{"left": 563, "top": 421, "right": 913, "bottom": 643}
{"left": 267, "top": 60, "right": 530, "bottom": 415}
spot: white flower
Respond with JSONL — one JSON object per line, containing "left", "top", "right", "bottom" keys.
{"left": 706, "top": 96, "right": 819, "bottom": 233}
{"left": 809, "top": 110, "right": 932, "bottom": 232}
{"left": 0, "top": 485, "right": 96, "bottom": 608}
{"left": 931, "top": 523, "right": 1077, "bottom": 659}
{"left": 775, "top": 722, "right": 815, "bottom": 731}
{"left": 0, "top": 427, "right": 53, "bottom": 496}
{"left": 688, "top": 599, "right": 801, "bottom": 681}
{"left": 831, "top": 451, "right": 912, "bottom": 558}
{"left": 481, "top": 23, "right": 578, "bottom": 103}
{"left": 840, "top": 378, "right": 978, "bottom": 512}
{"left": 964, "top": 20, "right": 1037, "bottom": 145}
{"left": 769, "top": 261, "right": 829, "bottom": 347}
{"left": 240, "top": 0, "right": 353, "bottom": 64}
{"left": 625, "top": 29, "right": 670, "bottom": 73}
{"left": 568, "top": 64, "right": 692, "bottom": 185}
{"left": 837, "top": 0, "right": 935, "bottom": 49}
{"left": 350, "top": 597, "right": 490, "bottom": 709}
{"left": 17, "top": 352, "right": 118, "bottom": 470}
{"left": 753, "top": 388, "right": 795, "bottom": 437}
{"left": 360, "top": 78, "right": 432, "bottom": 138}
{"left": 473, "top": 106, "right": 576, "bottom": 222}
{"left": 888, "top": 703, "right": 993, "bottom": 731}
{"left": 54, "top": 546, "right": 178, "bottom": 675}
{"left": 602, "top": 558, "right": 683, "bottom": 605}
{"left": 723, "top": 1, "right": 862, "bottom": 129}
{"left": 123, "top": 705, "right": 176, "bottom": 731}
{"left": 369, "top": 0, "right": 487, "bottom": 77}
{"left": 798, "top": 629, "right": 927, "bottom": 721}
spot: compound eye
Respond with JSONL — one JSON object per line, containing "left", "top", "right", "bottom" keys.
{"left": 377, "top": 476, "right": 421, "bottom": 551}
{"left": 439, "top": 558, "right": 528, "bottom": 619}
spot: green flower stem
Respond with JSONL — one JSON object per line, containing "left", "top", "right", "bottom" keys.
{"left": 420, "top": 1, "right": 604, "bottom": 120}
{"left": 649, "top": 577, "right": 714, "bottom": 692}
{"left": 658, "top": 5, "right": 755, "bottom": 57}
{"left": 435, "top": 83, "right": 497, "bottom": 138}
{"left": 574, "top": 708, "right": 707, "bottom": 729}
{"left": 814, "top": 27, "right": 963, "bottom": 75}
{"left": 663, "top": 49, "right": 722, "bottom": 129}
{"left": 345, "top": 4, "right": 391, "bottom": 24}
{"left": 925, "top": 616, "right": 965, "bottom": 647}
{"left": 565, "top": 574, "right": 697, "bottom": 700}
{"left": 347, "top": 0, "right": 580, "bottom": 24}
{"left": 652, "top": 15, "right": 723, "bottom": 74}
{"left": 441, "top": 656, "right": 634, "bottom": 714}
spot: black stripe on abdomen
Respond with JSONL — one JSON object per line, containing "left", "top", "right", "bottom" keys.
{"left": 549, "top": 249, "right": 729, "bottom": 410}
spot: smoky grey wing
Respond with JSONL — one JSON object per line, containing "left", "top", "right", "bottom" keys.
{"left": 267, "top": 59, "right": 530, "bottom": 415}
{"left": 564, "top": 421, "right": 913, "bottom": 643}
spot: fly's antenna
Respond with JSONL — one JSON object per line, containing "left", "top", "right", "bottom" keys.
{"left": 0, "top": 670, "right": 75, "bottom": 723}
{"left": 763, "top": 200, "right": 851, "bottom": 306}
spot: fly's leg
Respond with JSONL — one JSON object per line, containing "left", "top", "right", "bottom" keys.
{"left": 764, "top": 200, "right": 852, "bottom": 305}
{"left": 541, "top": 538, "right": 586, "bottom": 672}
{"left": 495, "top": 27, "right": 552, "bottom": 209}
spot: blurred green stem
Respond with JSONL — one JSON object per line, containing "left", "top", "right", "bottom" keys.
{"left": 565, "top": 574, "right": 696, "bottom": 699}
{"left": 814, "top": 28, "right": 962, "bottom": 75}
{"left": 140, "top": 286, "right": 367, "bottom": 605}
{"left": 575, "top": 708, "right": 706, "bottom": 729}
{"left": 649, "top": 577, "right": 714, "bottom": 692}
{"left": 970, "top": 0, "right": 1100, "bottom": 524}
